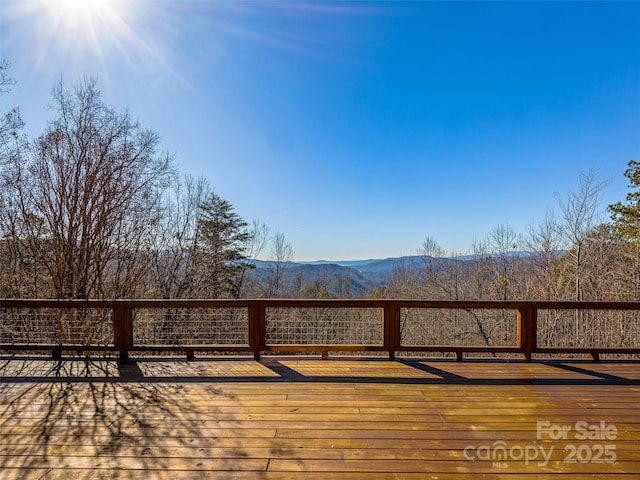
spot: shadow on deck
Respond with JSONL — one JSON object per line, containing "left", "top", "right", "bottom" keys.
{"left": 1, "top": 357, "right": 640, "bottom": 479}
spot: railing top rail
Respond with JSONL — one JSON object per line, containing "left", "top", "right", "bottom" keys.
{"left": 1, "top": 298, "right": 640, "bottom": 310}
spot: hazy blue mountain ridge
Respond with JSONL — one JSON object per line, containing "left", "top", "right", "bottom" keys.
{"left": 248, "top": 252, "right": 561, "bottom": 297}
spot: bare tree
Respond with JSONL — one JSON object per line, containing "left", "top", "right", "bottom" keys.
{"left": 144, "top": 175, "right": 211, "bottom": 299}
{"left": 486, "top": 223, "right": 522, "bottom": 300}
{"left": 0, "top": 61, "right": 27, "bottom": 297}
{"left": 0, "top": 60, "right": 16, "bottom": 94}
{"left": 557, "top": 169, "right": 607, "bottom": 300}
{"left": 235, "top": 220, "right": 270, "bottom": 297}
{"left": 415, "top": 236, "right": 454, "bottom": 299}
{"left": 525, "top": 211, "right": 564, "bottom": 300}
{"left": 7, "top": 78, "right": 173, "bottom": 299}
{"left": 267, "top": 231, "right": 293, "bottom": 297}
{"left": 0, "top": 105, "right": 24, "bottom": 170}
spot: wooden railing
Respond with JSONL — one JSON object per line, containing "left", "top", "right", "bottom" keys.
{"left": 1, "top": 299, "right": 639, "bottom": 362}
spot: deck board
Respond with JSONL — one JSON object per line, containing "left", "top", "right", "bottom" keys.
{"left": 1, "top": 357, "right": 639, "bottom": 478}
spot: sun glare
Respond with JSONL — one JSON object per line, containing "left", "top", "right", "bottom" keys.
{"left": 5, "top": 0, "right": 187, "bottom": 97}
{"left": 44, "top": 0, "right": 117, "bottom": 30}
{"left": 17, "top": 0, "right": 148, "bottom": 90}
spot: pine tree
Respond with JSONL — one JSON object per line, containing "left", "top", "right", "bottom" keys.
{"left": 610, "top": 160, "right": 640, "bottom": 239}
{"left": 197, "top": 192, "right": 251, "bottom": 298}
{"left": 609, "top": 160, "right": 640, "bottom": 299}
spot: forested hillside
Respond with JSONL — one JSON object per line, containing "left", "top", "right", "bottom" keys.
{"left": 1, "top": 72, "right": 639, "bottom": 306}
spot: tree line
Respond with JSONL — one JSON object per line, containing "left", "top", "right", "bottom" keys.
{"left": 0, "top": 71, "right": 294, "bottom": 299}
{"left": 379, "top": 165, "right": 640, "bottom": 305}
{"left": 1, "top": 68, "right": 639, "bottom": 305}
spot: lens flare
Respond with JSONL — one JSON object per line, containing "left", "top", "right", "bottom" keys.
{"left": 45, "top": 0, "right": 115, "bottom": 28}
{"left": 1, "top": 0, "right": 187, "bottom": 95}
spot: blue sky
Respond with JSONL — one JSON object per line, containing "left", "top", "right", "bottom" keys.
{"left": 1, "top": 1, "right": 639, "bottom": 261}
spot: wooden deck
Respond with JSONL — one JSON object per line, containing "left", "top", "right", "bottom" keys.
{"left": 1, "top": 357, "right": 639, "bottom": 479}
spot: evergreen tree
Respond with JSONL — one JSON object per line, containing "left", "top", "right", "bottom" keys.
{"left": 197, "top": 192, "right": 251, "bottom": 298}
{"left": 610, "top": 160, "right": 640, "bottom": 240}
{"left": 609, "top": 160, "right": 640, "bottom": 299}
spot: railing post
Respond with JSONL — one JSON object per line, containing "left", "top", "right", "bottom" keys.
{"left": 113, "top": 306, "right": 133, "bottom": 363}
{"left": 384, "top": 304, "right": 400, "bottom": 361}
{"left": 249, "top": 302, "right": 265, "bottom": 360}
{"left": 517, "top": 306, "right": 537, "bottom": 362}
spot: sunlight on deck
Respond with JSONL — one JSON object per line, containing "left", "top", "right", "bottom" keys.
{"left": 1, "top": 357, "right": 639, "bottom": 479}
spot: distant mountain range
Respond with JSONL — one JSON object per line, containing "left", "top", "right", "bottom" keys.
{"left": 251, "top": 259, "right": 381, "bottom": 295}
{"left": 253, "top": 255, "right": 425, "bottom": 284}
{"left": 250, "top": 251, "right": 565, "bottom": 297}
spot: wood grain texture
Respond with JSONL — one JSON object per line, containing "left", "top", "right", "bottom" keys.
{"left": 1, "top": 357, "right": 639, "bottom": 479}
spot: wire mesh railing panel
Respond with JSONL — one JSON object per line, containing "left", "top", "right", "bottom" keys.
{"left": 266, "top": 307, "right": 383, "bottom": 345}
{"left": 0, "top": 308, "right": 113, "bottom": 346}
{"left": 133, "top": 308, "right": 249, "bottom": 346}
{"left": 538, "top": 309, "right": 640, "bottom": 348}
{"left": 400, "top": 308, "right": 516, "bottom": 347}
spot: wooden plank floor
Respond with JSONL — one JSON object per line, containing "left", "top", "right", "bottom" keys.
{"left": 1, "top": 356, "right": 640, "bottom": 479}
